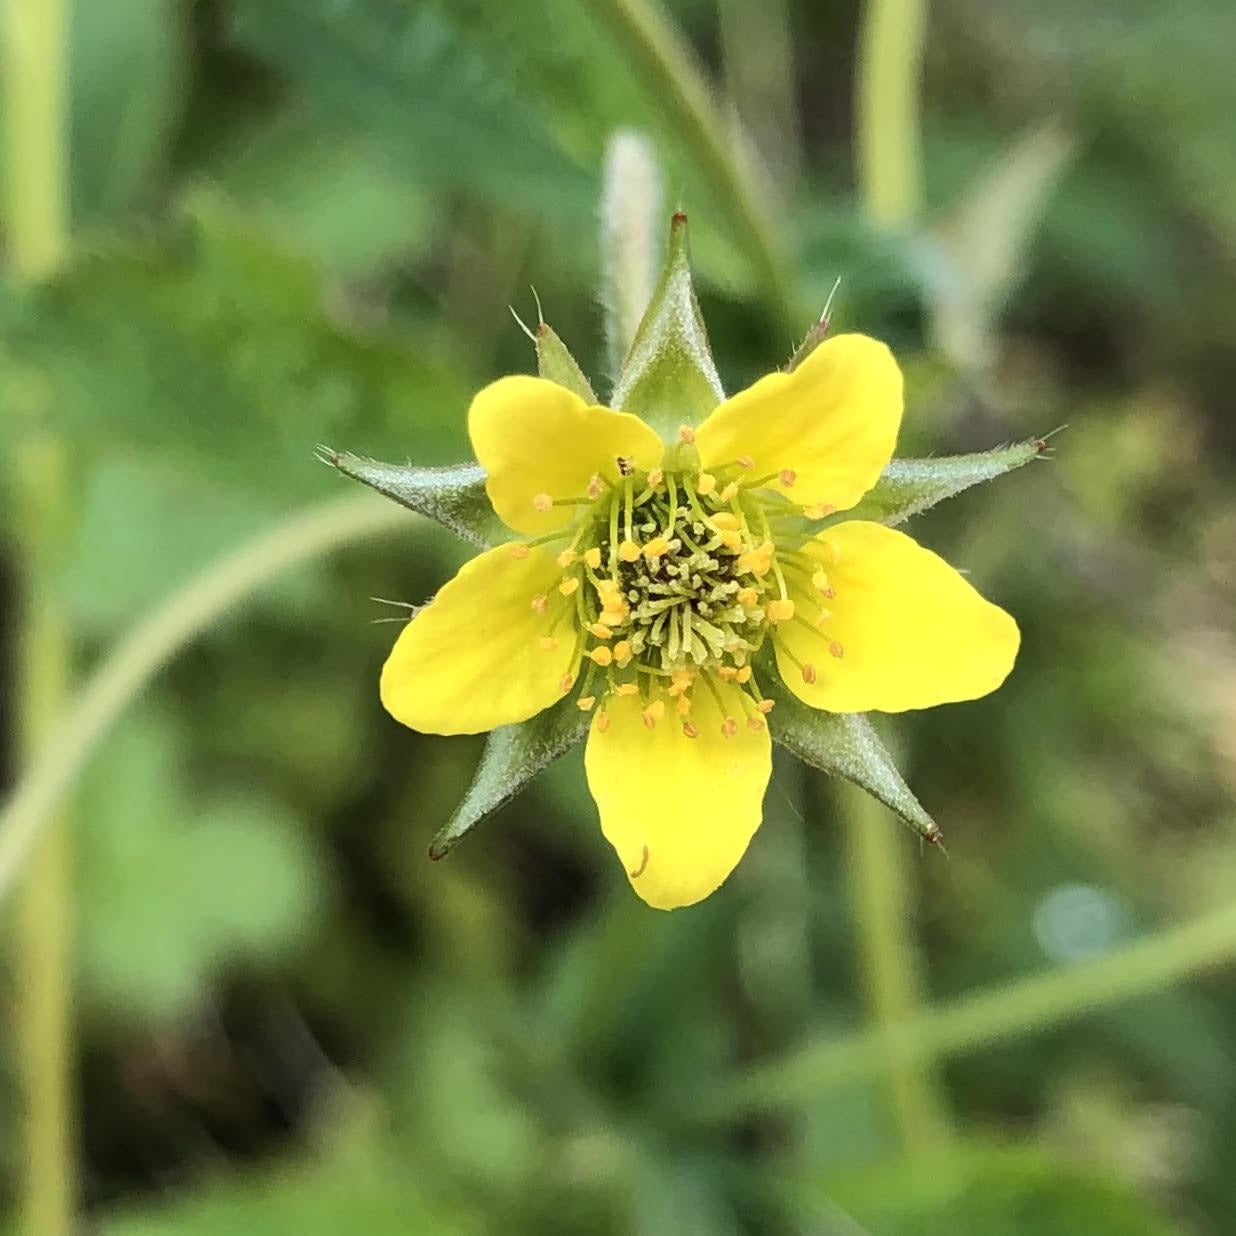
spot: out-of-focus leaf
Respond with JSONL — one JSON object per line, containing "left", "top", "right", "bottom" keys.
{"left": 764, "top": 674, "right": 938, "bottom": 843}
{"left": 840, "top": 439, "right": 1046, "bottom": 528}
{"left": 0, "top": 195, "right": 471, "bottom": 497}
{"left": 928, "top": 122, "right": 1075, "bottom": 371}
{"left": 77, "top": 706, "right": 322, "bottom": 1020}
{"left": 320, "top": 451, "right": 505, "bottom": 549}
{"left": 611, "top": 213, "right": 725, "bottom": 439}
{"left": 69, "top": 0, "right": 185, "bottom": 220}
{"left": 429, "top": 697, "right": 591, "bottom": 859}
{"left": 228, "top": 0, "right": 591, "bottom": 215}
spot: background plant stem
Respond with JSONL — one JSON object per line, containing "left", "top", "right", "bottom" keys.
{"left": 3, "top": 0, "right": 73, "bottom": 1230}
{"left": 842, "top": 783, "right": 952, "bottom": 1155}
{"left": 856, "top": 0, "right": 928, "bottom": 228}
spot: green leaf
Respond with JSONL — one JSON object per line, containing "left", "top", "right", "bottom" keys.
{"left": 429, "top": 696, "right": 591, "bottom": 860}
{"left": 318, "top": 450, "right": 506, "bottom": 548}
{"left": 610, "top": 212, "right": 724, "bottom": 439}
{"left": 763, "top": 672, "right": 939, "bottom": 843}
{"left": 839, "top": 438, "right": 1047, "bottom": 528}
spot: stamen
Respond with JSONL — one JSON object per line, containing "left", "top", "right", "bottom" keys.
{"left": 509, "top": 543, "right": 530, "bottom": 559}
{"left": 678, "top": 424, "right": 696, "bottom": 444}
{"left": 643, "top": 535, "right": 670, "bottom": 561}
{"left": 720, "top": 717, "right": 738, "bottom": 739}
{"left": 584, "top": 546, "right": 602, "bottom": 569}
{"left": 719, "top": 482, "right": 739, "bottom": 503}
{"left": 711, "top": 512, "right": 740, "bottom": 530}
{"left": 558, "top": 672, "right": 575, "bottom": 693}
{"left": 614, "top": 682, "right": 639, "bottom": 696}
{"left": 735, "top": 665, "right": 752, "bottom": 684}
{"left": 577, "top": 696, "right": 596, "bottom": 711}
{"left": 746, "top": 717, "right": 766, "bottom": 731}
{"left": 803, "top": 503, "right": 835, "bottom": 520}
{"left": 587, "top": 622, "right": 613, "bottom": 639}
{"left": 738, "top": 454, "right": 754, "bottom": 468}
{"left": 779, "top": 469, "right": 797, "bottom": 487}
{"left": 596, "top": 710, "right": 611, "bottom": 733}
{"left": 618, "top": 538, "right": 641, "bottom": 562}
{"left": 589, "top": 646, "right": 614, "bottom": 667}
{"left": 642, "top": 699, "right": 665, "bottom": 728}
{"left": 557, "top": 549, "right": 577, "bottom": 568}
{"left": 587, "top": 473, "right": 604, "bottom": 499}
{"left": 532, "top": 492, "right": 553, "bottom": 511}
{"left": 829, "top": 641, "right": 845, "bottom": 659}
{"left": 682, "top": 721, "right": 700, "bottom": 738}
{"left": 559, "top": 577, "right": 579, "bottom": 596}
{"left": 612, "top": 640, "right": 633, "bottom": 667}
{"left": 737, "top": 586, "right": 759, "bottom": 608}
{"left": 812, "top": 569, "right": 829, "bottom": 592}
{"left": 629, "top": 845, "right": 649, "bottom": 878}
{"left": 767, "top": 598, "right": 795, "bottom": 623}
{"left": 802, "top": 663, "right": 818, "bottom": 683}
{"left": 756, "top": 699, "right": 775, "bottom": 714}
{"left": 531, "top": 594, "right": 548, "bottom": 613}
{"left": 539, "top": 636, "right": 559, "bottom": 651}
{"left": 675, "top": 692, "right": 692, "bottom": 715}
{"left": 696, "top": 472, "right": 717, "bottom": 495}
{"left": 647, "top": 467, "right": 664, "bottom": 487}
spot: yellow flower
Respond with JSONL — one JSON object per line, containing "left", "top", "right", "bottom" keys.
{"left": 380, "top": 335, "right": 1019, "bottom": 910}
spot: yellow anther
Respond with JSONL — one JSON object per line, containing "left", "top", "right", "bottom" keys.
{"left": 589, "top": 645, "right": 614, "bottom": 667}
{"left": 746, "top": 717, "right": 766, "bottom": 732}
{"left": 711, "top": 512, "right": 740, "bottom": 530}
{"left": 613, "top": 639, "right": 633, "bottom": 667}
{"left": 587, "top": 622, "right": 613, "bottom": 639}
{"left": 642, "top": 535, "right": 671, "bottom": 561}
{"left": 675, "top": 693, "right": 692, "bottom": 716}
{"left": 509, "top": 543, "right": 530, "bottom": 559}
{"left": 532, "top": 492, "right": 553, "bottom": 511}
{"left": 618, "top": 538, "right": 641, "bottom": 562}
{"left": 719, "top": 482, "right": 740, "bottom": 503}
{"left": 737, "top": 586, "right": 759, "bottom": 608}
{"left": 577, "top": 696, "right": 596, "bottom": 711}
{"left": 559, "top": 577, "right": 579, "bottom": 596}
{"left": 719, "top": 529, "right": 742, "bottom": 550}
{"left": 829, "top": 640, "right": 845, "bottom": 659}
{"left": 596, "top": 710, "right": 610, "bottom": 733}
{"left": 803, "top": 503, "right": 835, "bottom": 520}
{"left": 670, "top": 669, "right": 693, "bottom": 692}
{"left": 721, "top": 717, "right": 738, "bottom": 739}
{"left": 682, "top": 721, "right": 700, "bottom": 739}
{"left": 583, "top": 546, "right": 602, "bottom": 569}
{"left": 539, "top": 636, "right": 559, "bottom": 651}
{"left": 678, "top": 424, "right": 696, "bottom": 445}
{"left": 587, "top": 473, "right": 604, "bottom": 499}
{"left": 615, "top": 682, "right": 639, "bottom": 696}
{"left": 718, "top": 666, "right": 738, "bottom": 681}
{"left": 801, "top": 663, "right": 818, "bottom": 685}
{"left": 756, "top": 699, "right": 775, "bottom": 714}
{"left": 735, "top": 665, "right": 752, "bottom": 684}
{"left": 647, "top": 467, "right": 664, "bottom": 487}
{"left": 696, "top": 472, "right": 717, "bottom": 495}
{"left": 738, "top": 549, "right": 772, "bottom": 576}
{"left": 642, "top": 699, "right": 666, "bottom": 728}
{"left": 767, "top": 598, "right": 796, "bottom": 623}
{"left": 556, "top": 549, "right": 577, "bottom": 568}
{"left": 779, "top": 469, "right": 797, "bottom": 487}
{"left": 812, "top": 569, "right": 830, "bottom": 592}
{"left": 558, "top": 672, "right": 575, "bottom": 692}
{"left": 599, "top": 606, "right": 627, "bottom": 627}
{"left": 738, "top": 454, "right": 754, "bottom": 468}
{"left": 531, "top": 593, "right": 548, "bottom": 613}
{"left": 815, "top": 608, "right": 832, "bottom": 624}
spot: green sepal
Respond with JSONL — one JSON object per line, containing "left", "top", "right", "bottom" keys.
{"left": 762, "top": 669, "right": 940, "bottom": 843}
{"left": 535, "top": 321, "right": 597, "bottom": 403}
{"left": 318, "top": 448, "right": 506, "bottom": 548}
{"left": 610, "top": 212, "right": 724, "bottom": 440}
{"left": 428, "top": 696, "right": 591, "bottom": 860}
{"left": 835, "top": 437, "right": 1047, "bottom": 529}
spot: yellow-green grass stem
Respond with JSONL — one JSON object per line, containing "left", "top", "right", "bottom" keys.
{"left": 4, "top": 0, "right": 73, "bottom": 1229}
{"left": 856, "top": 0, "right": 928, "bottom": 229}
{"left": 842, "top": 781, "right": 952, "bottom": 1154}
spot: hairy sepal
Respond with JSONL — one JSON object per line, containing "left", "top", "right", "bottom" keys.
{"left": 429, "top": 697, "right": 590, "bottom": 860}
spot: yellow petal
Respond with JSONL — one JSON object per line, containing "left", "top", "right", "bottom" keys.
{"left": 469, "top": 376, "right": 663, "bottom": 536}
{"left": 380, "top": 545, "right": 577, "bottom": 735}
{"left": 776, "top": 520, "right": 1019, "bottom": 713}
{"left": 694, "top": 334, "right": 903, "bottom": 512}
{"left": 584, "top": 681, "right": 771, "bottom": 910}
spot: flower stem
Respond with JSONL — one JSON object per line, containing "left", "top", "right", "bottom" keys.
{"left": 4, "top": 0, "right": 73, "bottom": 1230}
{"left": 584, "top": 0, "right": 800, "bottom": 330}
{"left": 0, "top": 494, "right": 407, "bottom": 906}
{"left": 842, "top": 781, "right": 952, "bottom": 1155}
{"left": 856, "top": 0, "right": 928, "bottom": 229}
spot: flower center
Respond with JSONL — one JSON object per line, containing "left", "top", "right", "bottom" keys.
{"left": 519, "top": 448, "right": 843, "bottom": 736}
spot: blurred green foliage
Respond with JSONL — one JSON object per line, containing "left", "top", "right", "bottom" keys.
{"left": 3, "top": 1, "right": 1236, "bottom": 1233}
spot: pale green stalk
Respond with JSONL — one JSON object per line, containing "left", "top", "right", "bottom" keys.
{"left": 0, "top": 494, "right": 407, "bottom": 905}
{"left": 842, "top": 783, "right": 951, "bottom": 1154}
{"left": 700, "top": 897, "right": 1236, "bottom": 1121}
{"left": 4, "top": 0, "right": 73, "bottom": 1230}
{"left": 856, "top": 0, "right": 928, "bottom": 228}
{"left": 600, "top": 130, "right": 662, "bottom": 378}
{"left": 584, "top": 0, "right": 799, "bottom": 329}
